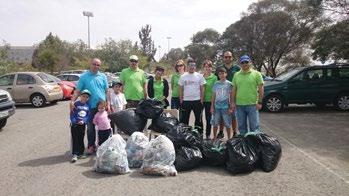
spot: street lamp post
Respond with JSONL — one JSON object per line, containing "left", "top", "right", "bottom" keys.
{"left": 166, "top": 37, "right": 171, "bottom": 54}
{"left": 83, "top": 11, "right": 94, "bottom": 49}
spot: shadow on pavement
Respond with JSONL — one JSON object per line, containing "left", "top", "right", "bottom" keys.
{"left": 81, "top": 169, "right": 117, "bottom": 179}
{"left": 15, "top": 102, "right": 60, "bottom": 110}
{"left": 18, "top": 151, "right": 70, "bottom": 167}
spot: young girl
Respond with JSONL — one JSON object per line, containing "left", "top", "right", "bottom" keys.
{"left": 170, "top": 60, "right": 186, "bottom": 109}
{"left": 93, "top": 100, "right": 112, "bottom": 146}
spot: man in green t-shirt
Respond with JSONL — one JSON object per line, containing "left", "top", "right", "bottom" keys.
{"left": 215, "top": 51, "right": 240, "bottom": 138}
{"left": 120, "top": 55, "right": 147, "bottom": 108}
{"left": 232, "top": 55, "right": 264, "bottom": 136}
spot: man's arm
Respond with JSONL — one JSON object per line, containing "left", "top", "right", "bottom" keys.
{"left": 231, "top": 86, "right": 237, "bottom": 110}
{"left": 257, "top": 84, "right": 264, "bottom": 110}
{"left": 143, "top": 82, "right": 148, "bottom": 99}
{"left": 200, "top": 85, "right": 204, "bottom": 104}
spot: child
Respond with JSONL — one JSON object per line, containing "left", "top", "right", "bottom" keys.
{"left": 110, "top": 81, "right": 127, "bottom": 113}
{"left": 210, "top": 67, "right": 234, "bottom": 140}
{"left": 93, "top": 100, "right": 112, "bottom": 146}
{"left": 109, "top": 81, "right": 127, "bottom": 133}
{"left": 70, "top": 89, "right": 90, "bottom": 163}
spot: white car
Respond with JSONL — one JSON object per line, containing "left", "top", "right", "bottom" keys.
{"left": 0, "top": 89, "right": 15, "bottom": 129}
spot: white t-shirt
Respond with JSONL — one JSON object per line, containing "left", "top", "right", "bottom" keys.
{"left": 178, "top": 72, "right": 206, "bottom": 101}
{"left": 110, "top": 92, "right": 127, "bottom": 112}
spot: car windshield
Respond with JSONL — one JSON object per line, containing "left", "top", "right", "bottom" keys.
{"left": 37, "top": 73, "right": 56, "bottom": 83}
{"left": 48, "top": 75, "right": 61, "bottom": 83}
{"left": 274, "top": 68, "right": 302, "bottom": 81}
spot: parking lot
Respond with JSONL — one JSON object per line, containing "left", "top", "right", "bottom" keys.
{"left": 0, "top": 101, "right": 348, "bottom": 196}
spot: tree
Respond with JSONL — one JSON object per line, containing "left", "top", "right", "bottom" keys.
{"left": 307, "top": 0, "right": 348, "bottom": 17}
{"left": 162, "top": 48, "right": 187, "bottom": 65}
{"left": 312, "top": 19, "right": 349, "bottom": 62}
{"left": 185, "top": 28, "right": 220, "bottom": 67}
{"left": 138, "top": 24, "right": 157, "bottom": 62}
{"left": 221, "top": 0, "right": 325, "bottom": 77}
{"left": 32, "top": 33, "right": 66, "bottom": 73}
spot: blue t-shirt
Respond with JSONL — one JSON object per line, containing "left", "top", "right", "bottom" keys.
{"left": 70, "top": 101, "right": 90, "bottom": 124}
{"left": 76, "top": 71, "right": 108, "bottom": 109}
{"left": 212, "top": 80, "right": 233, "bottom": 109}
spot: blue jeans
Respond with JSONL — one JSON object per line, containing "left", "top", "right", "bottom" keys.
{"left": 171, "top": 97, "right": 180, "bottom": 109}
{"left": 236, "top": 105, "right": 260, "bottom": 135}
{"left": 211, "top": 108, "right": 232, "bottom": 128}
{"left": 87, "top": 108, "right": 98, "bottom": 147}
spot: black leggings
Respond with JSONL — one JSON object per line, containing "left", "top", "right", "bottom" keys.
{"left": 180, "top": 100, "right": 203, "bottom": 134}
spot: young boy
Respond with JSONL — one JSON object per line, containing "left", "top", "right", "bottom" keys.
{"left": 110, "top": 81, "right": 127, "bottom": 113}
{"left": 109, "top": 81, "right": 127, "bottom": 133}
{"left": 210, "top": 67, "right": 234, "bottom": 140}
{"left": 70, "top": 89, "right": 90, "bottom": 163}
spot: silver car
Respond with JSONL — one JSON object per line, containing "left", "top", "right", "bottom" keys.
{"left": 0, "top": 72, "right": 63, "bottom": 107}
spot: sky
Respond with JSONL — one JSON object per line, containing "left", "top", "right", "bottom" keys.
{"left": 0, "top": 0, "right": 258, "bottom": 56}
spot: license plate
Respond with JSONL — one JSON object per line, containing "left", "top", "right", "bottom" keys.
{"left": 0, "top": 110, "right": 8, "bottom": 118}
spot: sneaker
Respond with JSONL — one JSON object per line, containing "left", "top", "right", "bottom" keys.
{"left": 71, "top": 155, "right": 78, "bottom": 163}
{"left": 78, "top": 154, "right": 87, "bottom": 159}
{"left": 217, "top": 131, "right": 224, "bottom": 139}
{"left": 86, "top": 146, "right": 94, "bottom": 155}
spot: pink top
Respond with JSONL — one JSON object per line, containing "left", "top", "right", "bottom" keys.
{"left": 93, "top": 111, "right": 111, "bottom": 131}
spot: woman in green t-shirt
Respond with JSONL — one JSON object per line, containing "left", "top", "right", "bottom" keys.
{"left": 147, "top": 66, "right": 169, "bottom": 108}
{"left": 170, "top": 59, "right": 186, "bottom": 109}
{"left": 202, "top": 60, "right": 217, "bottom": 139}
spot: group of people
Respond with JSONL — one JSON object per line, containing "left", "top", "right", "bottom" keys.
{"left": 68, "top": 51, "right": 264, "bottom": 163}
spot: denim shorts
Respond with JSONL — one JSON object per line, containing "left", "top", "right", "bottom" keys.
{"left": 211, "top": 108, "right": 232, "bottom": 128}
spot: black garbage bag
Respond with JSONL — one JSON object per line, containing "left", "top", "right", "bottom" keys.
{"left": 201, "top": 139, "right": 226, "bottom": 167}
{"left": 225, "top": 135, "right": 259, "bottom": 174}
{"left": 256, "top": 133, "right": 282, "bottom": 172}
{"left": 174, "top": 146, "right": 203, "bottom": 171}
{"left": 108, "top": 109, "right": 147, "bottom": 135}
{"left": 148, "top": 113, "right": 179, "bottom": 133}
{"left": 166, "top": 123, "right": 202, "bottom": 149}
{"left": 136, "top": 98, "right": 164, "bottom": 119}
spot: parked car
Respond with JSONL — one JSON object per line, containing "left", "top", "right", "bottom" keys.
{"left": 0, "top": 89, "right": 15, "bottom": 129}
{"left": 50, "top": 75, "right": 75, "bottom": 99}
{"left": 262, "top": 64, "right": 349, "bottom": 112}
{"left": 61, "top": 70, "right": 87, "bottom": 74}
{"left": 0, "top": 72, "right": 63, "bottom": 107}
{"left": 57, "top": 73, "right": 81, "bottom": 85}
{"left": 262, "top": 74, "right": 273, "bottom": 81}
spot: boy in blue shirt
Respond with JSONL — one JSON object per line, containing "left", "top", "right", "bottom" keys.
{"left": 210, "top": 67, "right": 234, "bottom": 140}
{"left": 70, "top": 89, "right": 90, "bottom": 163}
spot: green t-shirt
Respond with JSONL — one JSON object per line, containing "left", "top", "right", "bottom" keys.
{"left": 232, "top": 69, "right": 263, "bottom": 105}
{"left": 204, "top": 73, "right": 217, "bottom": 102}
{"left": 120, "top": 67, "right": 146, "bottom": 101}
{"left": 154, "top": 79, "right": 164, "bottom": 101}
{"left": 171, "top": 73, "right": 180, "bottom": 98}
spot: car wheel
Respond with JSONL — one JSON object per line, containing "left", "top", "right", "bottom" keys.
{"left": 0, "top": 118, "right": 7, "bottom": 129}
{"left": 31, "top": 94, "right": 46, "bottom": 107}
{"left": 263, "top": 95, "right": 284, "bottom": 112}
{"left": 335, "top": 94, "right": 349, "bottom": 111}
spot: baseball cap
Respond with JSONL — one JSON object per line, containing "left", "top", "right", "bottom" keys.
{"left": 112, "top": 80, "right": 122, "bottom": 87}
{"left": 129, "top": 55, "right": 139, "bottom": 61}
{"left": 81, "top": 89, "right": 91, "bottom": 96}
{"left": 240, "top": 55, "right": 251, "bottom": 63}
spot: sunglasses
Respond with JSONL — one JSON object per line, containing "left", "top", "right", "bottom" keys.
{"left": 224, "top": 56, "right": 232, "bottom": 59}
{"left": 92, "top": 63, "right": 100, "bottom": 66}
{"left": 176, "top": 64, "right": 184, "bottom": 66}
{"left": 241, "top": 61, "right": 250, "bottom": 64}
{"left": 130, "top": 60, "right": 138, "bottom": 63}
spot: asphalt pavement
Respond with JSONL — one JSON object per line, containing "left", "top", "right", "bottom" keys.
{"left": 0, "top": 101, "right": 348, "bottom": 196}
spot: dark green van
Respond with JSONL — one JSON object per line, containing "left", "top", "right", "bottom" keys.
{"left": 263, "top": 64, "right": 349, "bottom": 112}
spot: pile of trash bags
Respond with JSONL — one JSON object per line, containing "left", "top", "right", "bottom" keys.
{"left": 225, "top": 133, "right": 282, "bottom": 174}
{"left": 93, "top": 134, "right": 130, "bottom": 174}
{"left": 97, "top": 101, "right": 282, "bottom": 176}
{"left": 108, "top": 109, "right": 147, "bottom": 135}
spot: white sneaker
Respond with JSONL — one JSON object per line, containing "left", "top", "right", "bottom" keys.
{"left": 71, "top": 155, "right": 78, "bottom": 163}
